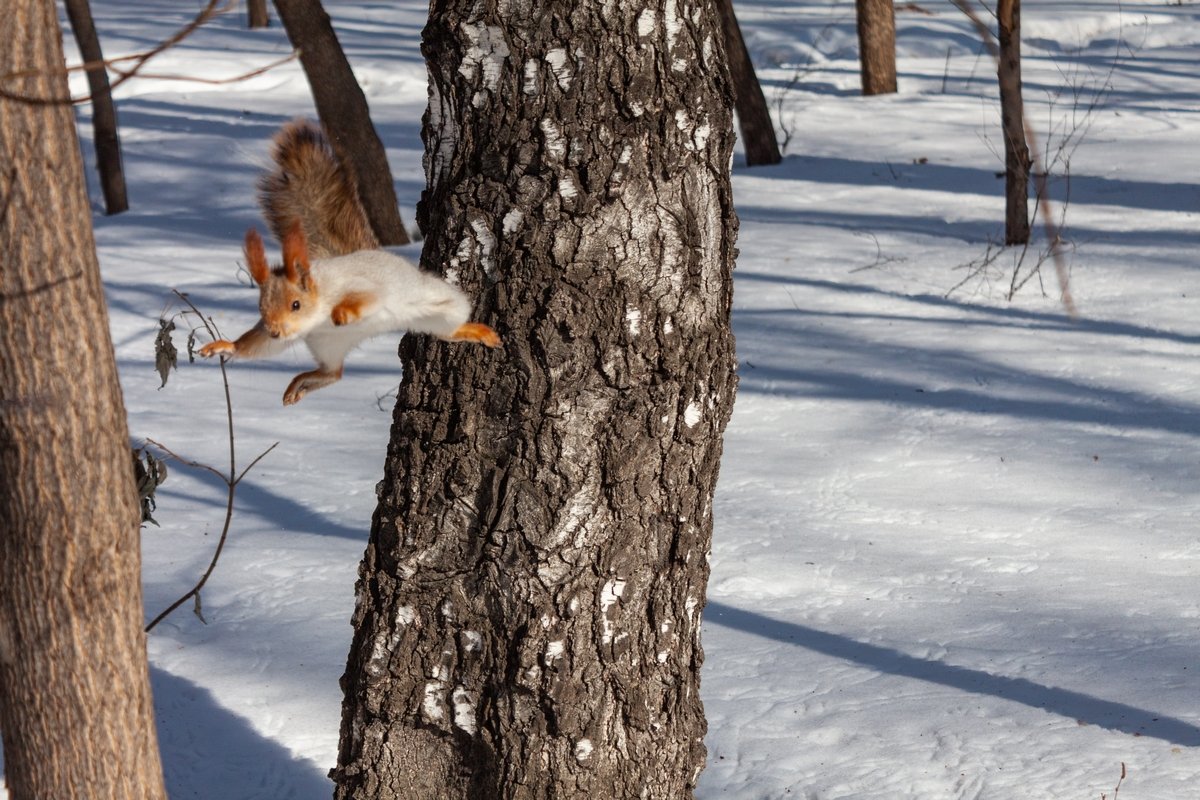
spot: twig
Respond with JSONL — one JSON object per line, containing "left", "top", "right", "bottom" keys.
{"left": 144, "top": 291, "right": 278, "bottom": 632}
{"left": 950, "top": 0, "right": 1078, "bottom": 318}
{"left": 0, "top": 1, "right": 298, "bottom": 106}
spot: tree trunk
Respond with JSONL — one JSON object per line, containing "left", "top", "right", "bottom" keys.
{"left": 332, "top": 0, "right": 738, "bottom": 796}
{"left": 856, "top": 0, "right": 898, "bottom": 95}
{"left": 997, "top": 0, "right": 1031, "bottom": 245}
{"left": 714, "top": 0, "right": 781, "bottom": 165}
{"left": 248, "top": 0, "right": 270, "bottom": 29}
{"left": 0, "top": 2, "right": 166, "bottom": 799}
{"left": 272, "top": 0, "right": 410, "bottom": 246}
{"left": 62, "top": 0, "right": 129, "bottom": 215}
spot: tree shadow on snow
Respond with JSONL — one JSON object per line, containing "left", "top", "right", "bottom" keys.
{"left": 152, "top": 668, "right": 333, "bottom": 800}
{"left": 0, "top": 671, "right": 332, "bottom": 798}
{"left": 706, "top": 601, "right": 1200, "bottom": 747}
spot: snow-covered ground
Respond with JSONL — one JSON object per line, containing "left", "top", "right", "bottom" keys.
{"left": 4, "top": 0, "right": 1198, "bottom": 797}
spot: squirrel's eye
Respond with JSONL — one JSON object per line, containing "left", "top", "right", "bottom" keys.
{"left": 291, "top": 300, "right": 301, "bottom": 312}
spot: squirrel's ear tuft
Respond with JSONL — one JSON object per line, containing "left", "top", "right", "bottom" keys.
{"left": 281, "top": 221, "right": 310, "bottom": 284}
{"left": 244, "top": 228, "right": 269, "bottom": 286}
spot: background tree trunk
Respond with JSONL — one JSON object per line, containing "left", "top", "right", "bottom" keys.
{"left": 715, "top": 0, "right": 782, "bottom": 165}
{"left": 63, "top": 0, "right": 129, "bottom": 215}
{"left": 0, "top": 2, "right": 166, "bottom": 798}
{"left": 332, "top": 0, "right": 738, "bottom": 796}
{"left": 997, "top": 0, "right": 1031, "bottom": 245}
{"left": 272, "top": 0, "right": 410, "bottom": 245}
{"left": 247, "top": 0, "right": 270, "bottom": 29}
{"left": 856, "top": 0, "right": 898, "bottom": 95}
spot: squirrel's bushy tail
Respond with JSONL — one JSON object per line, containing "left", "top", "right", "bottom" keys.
{"left": 257, "top": 119, "right": 378, "bottom": 259}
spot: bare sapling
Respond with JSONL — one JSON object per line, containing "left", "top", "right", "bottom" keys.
{"left": 143, "top": 290, "right": 278, "bottom": 631}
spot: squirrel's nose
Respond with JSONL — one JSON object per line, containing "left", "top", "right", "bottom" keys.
{"left": 270, "top": 331, "right": 280, "bottom": 339}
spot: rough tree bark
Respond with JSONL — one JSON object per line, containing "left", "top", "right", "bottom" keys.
{"left": 0, "top": 2, "right": 166, "bottom": 798}
{"left": 997, "top": 0, "right": 1031, "bottom": 245}
{"left": 714, "top": 0, "right": 781, "bottom": 165}
{"left": 63, "top": 0, "right": 129, "bottom": 215}
{"left": 272, "top": 0, "right": 410, "bottom": 245}
{"left": 855, "top": 0, "right": 898, "bottom": 95}
{"left": 332, "top": 0, "right": 738, "bottom": 796}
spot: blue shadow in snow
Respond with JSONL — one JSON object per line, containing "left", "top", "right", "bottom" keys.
{"left": 152, "top": 668, "right": 332, "bottom": 799}
{"left": 706, "top": 601, "right": 1200, "bottom": 747}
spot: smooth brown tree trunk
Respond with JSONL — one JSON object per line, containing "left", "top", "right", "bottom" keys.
{"left": 62, "top": 0, "right": 129, "bottom": 215}
{"left": 715, "top": 0, "right": 781, "bottom": 165}
{"left": 998, "top": 0, "right": 1031, "bottom": 245}
{"left": 856, "top": 0, "right": 898, "bottom": 95}
{"left": 248, "top": 0, "right": 270, "bottom": 28}
{"left": 0, "top": 2, "right": 167, "bottom": 799}
{"left": 272, "top": 0, "right": 410, "bottom": 245}
{"left": 332, "top": 0, "right": 738, "bottom": 797}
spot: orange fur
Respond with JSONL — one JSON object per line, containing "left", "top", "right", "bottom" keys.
{"left": 331, "top": 292, "right": 375, "bottom": 326}
{"left": 245, "top": 229, "right": 270, "bottom": 286}
{"left": 198, "top": 322, "right": 277, "bottom": 359}
{"left": 444, "top": 322, "right": 502, "bottom": 348}
{"left": 257, "top": 120, "right": 378, "bottom": 259}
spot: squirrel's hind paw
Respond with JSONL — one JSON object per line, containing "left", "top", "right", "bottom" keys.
{"left": 448, "top": 322, "right": 501, "bottom": 348}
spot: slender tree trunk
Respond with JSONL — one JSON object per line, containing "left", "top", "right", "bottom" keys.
{"left": 0, "top": 2, "right": 166, "bottom": 798}
{"left": 332, "top": 0, "right": 738, "bottom": 796}
{"left": 272, "top": 0, "right": 410, "bottom": 245}
{"left": 714, "top": 0, "right": 781, "bottom": 165}
{"left": 248, "top": 0, "right": 270, "bottom": 29}
{"left": 997, "top": 0, "right": 1031, "bottom": 245}
{"left": 856, "top": 0, "right": 898, "bottom": 95}
{"left": 62, "top": 0, "right": 129, "bottom": 215}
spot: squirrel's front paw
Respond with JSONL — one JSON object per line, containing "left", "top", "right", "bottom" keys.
{"left": 199, "top": 340, "right": 236, "bottom": 358}
{"left": 331, "top": 306, "right": 359, "bottom": 326}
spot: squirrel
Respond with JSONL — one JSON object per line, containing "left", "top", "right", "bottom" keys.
{"left": 199, "top": 120, "right": 500, "bottom": 405}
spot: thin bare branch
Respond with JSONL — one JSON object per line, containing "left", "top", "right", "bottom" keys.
{"left": 951, "top": 0, "right": 1077, "bottom": 318}
{"left": 144, "top": 294, "right": 276, "bottom": 633}
{"left": 0, "top": 0, "right": 296, "bottom": 106}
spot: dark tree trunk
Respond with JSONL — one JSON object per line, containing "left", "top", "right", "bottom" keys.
{"left": 997, "top": 0, "right": 1031, "bottom": 245}
{"left": 0, "top": 2, "right": 166, "bottom": 798}
{"left": 248, "top": 0, "right": 270, "bottom": 28}
{"left": 332, "top": 0, "right": 738, "bottom": 796}
{"left": 715, "top": 0, "right": 781, "bottom": 165}
{"left": 856, "top": 0, "right": 898, "bottom": 95}
{"left": 62, "top": 0, "right": 129, "bottom": 215}
{"left": 272, "top": 0, "right": 410, "bottom": 245}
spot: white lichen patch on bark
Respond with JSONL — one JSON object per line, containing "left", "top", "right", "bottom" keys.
{"left": 599, "top": 577, "right": 627, "bottom": 644}
{"left": 470, "top": 216, "right": 497, "bottom": 273}
{"left": 522, "top": 58, "right": 540, "bottom": 95}
{"left": 664, "top": 0, "right": 687, "bottom": 71}
{"left": 448, "top": 215, "right": 497, "bottom": 276}
{"left": 574, "top": 738, "right": 594, "bottom": 761}
{"left": 424, "top": 78, "right": 459, "bottom": 196}
{"left": 540, "top": 118, "right": 567, "bottom": 160}
{"left": 452, "top": 686, "right": 477, "bottom": 734}
{"left": 683, "top": 400, "right": 701, "bottom": 428}
{"left": 545, "top": 640, "right": 565, "bottom": 661}
{"left": 636, "top": 8, "right": 656, "bottom": 38}
{"left": 462, "top": 630, "right": 482, "bottom": 651}
{"left": 558, "top": 174, "right": 579, "bottom": 200}
{"left": 395, "top": 605, "right": 415, "bottom": 627}
{"left": 625, "top": 306, "right": 642, "bottom": 336}
{"left": 545, "top": 47, "right": 573, "bottom": 90}
{"left": 422, "top": 681, "right": 446, "bottom": 722}
{"left": 502, "top": 207, "right": 524, "bottom": 235}
{"left": 550, "top": 474, "right": 598, "bottom": 548}
{"left": 458, "top": 22, "right": 510, "bottom": 92}
{"left": 674, "top": 109, "right": 711, "bottom": 152}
